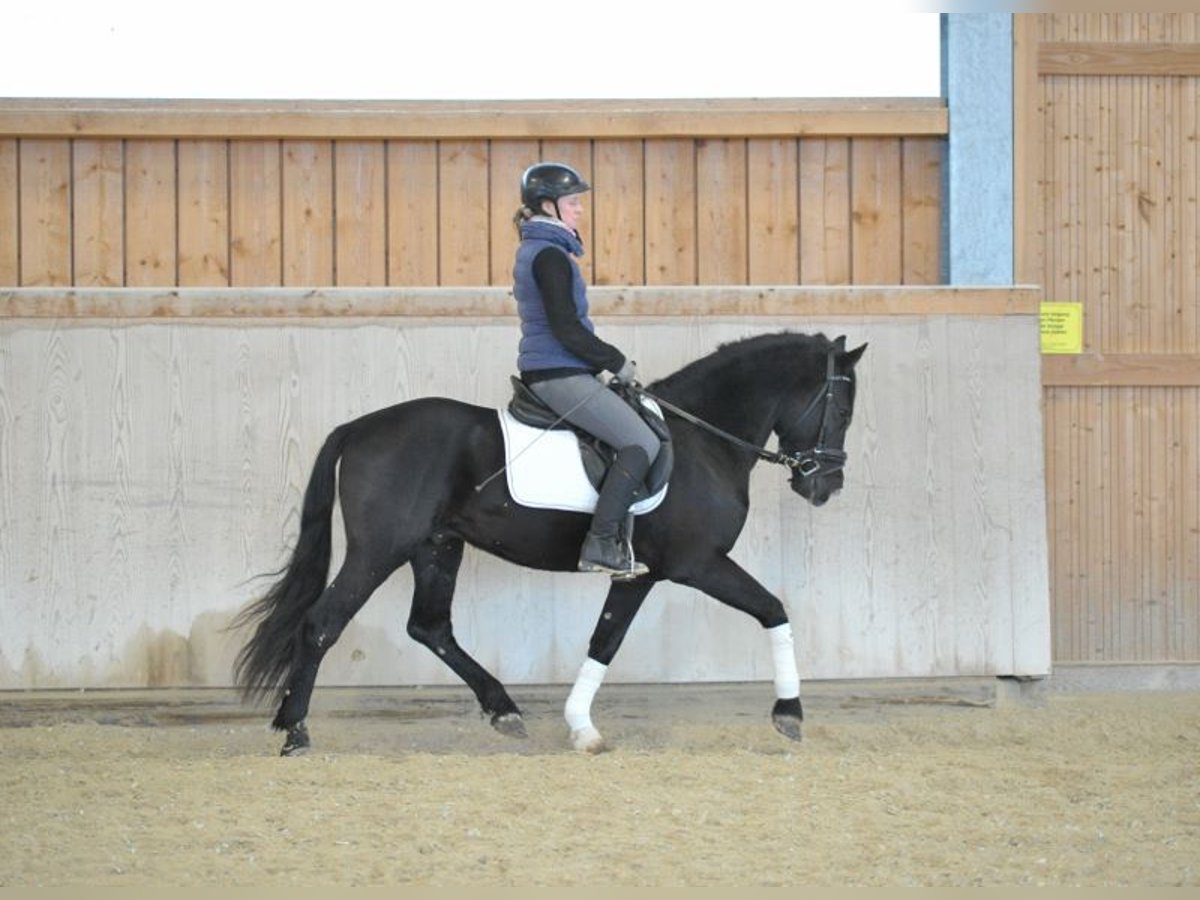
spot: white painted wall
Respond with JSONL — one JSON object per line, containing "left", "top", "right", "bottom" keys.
{"left": 0, "top": 314, "right": 1050, "bottom": 688}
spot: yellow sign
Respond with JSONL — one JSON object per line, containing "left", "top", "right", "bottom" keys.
{"left": 1040, "top": 302, "right": 1083, "bottom": 354}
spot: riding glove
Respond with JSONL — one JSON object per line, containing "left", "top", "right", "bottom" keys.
{"left": 614, "top": 359, "right": 638, "bottom": 385}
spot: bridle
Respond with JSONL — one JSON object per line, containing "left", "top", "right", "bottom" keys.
{"left": 631, "top": 349, "right": 852, "bottom": 480}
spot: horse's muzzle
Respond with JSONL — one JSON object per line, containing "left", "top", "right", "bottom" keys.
{"left": 792, "top": 470, "right": 843, "bottom": 507}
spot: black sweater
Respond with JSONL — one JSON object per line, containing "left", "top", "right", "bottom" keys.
{"left": 524, "top": 246, "right": 625, "bottom": 381}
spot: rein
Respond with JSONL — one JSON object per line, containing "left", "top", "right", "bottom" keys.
{"left": 631, "top": 350, "right": 851, "bottom": 478}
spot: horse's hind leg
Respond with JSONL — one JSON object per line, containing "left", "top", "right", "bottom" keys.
{"left": 406, "top": 535, "right": 525, "bottom": 737}
{"left": 273, "top": 551, "right": 394, "bottom": 754}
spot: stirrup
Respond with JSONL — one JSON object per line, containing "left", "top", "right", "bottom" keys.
{"left": 577, "top": 533, "right": 649, "bottom": 579}
{"left": 609, "top": 562, "right": 649, "bottom": 582}
{"left": 577, "top": 556, "right": 649, "bottom": 579}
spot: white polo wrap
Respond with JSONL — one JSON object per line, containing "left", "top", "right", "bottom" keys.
{"left": 564, "top": 657, "right": 608, "bottom": 732}
{"left": 767, "top": 623, "right": 801, "bottom": 699}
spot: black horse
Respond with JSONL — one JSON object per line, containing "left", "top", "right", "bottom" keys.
{"left": 232, "top": 331, "right": 866, "bottom": 755}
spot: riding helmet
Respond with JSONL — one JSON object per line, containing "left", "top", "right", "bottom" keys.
{"left": 521, "top": 162, "right": 590, "bottom": 210}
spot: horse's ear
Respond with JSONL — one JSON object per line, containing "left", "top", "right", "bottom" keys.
{"left": 844, "top": 342, "right": 868, "bottom": 366}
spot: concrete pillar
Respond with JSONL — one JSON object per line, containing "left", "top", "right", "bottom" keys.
{"left": 941, "top": 13, "right": 1013, "bottom": 285}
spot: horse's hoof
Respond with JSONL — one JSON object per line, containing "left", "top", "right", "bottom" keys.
{"left": 280, "top": 722, "right": 310, "bottom": 756}
{"left": 771, "top": 697, "right": 804, "bottom": 742}
{"left": 772, "top": 714, "right": 803, "bottom": 742}
{"left": 571, "top": 726, "right": 607, "bottom": 754}
{"left": 491, "top": 712, "right": 527, "bottom": 739}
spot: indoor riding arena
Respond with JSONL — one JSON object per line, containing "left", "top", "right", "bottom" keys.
{"left": 2, "top": 14, "right": 1198, "bottom": 888}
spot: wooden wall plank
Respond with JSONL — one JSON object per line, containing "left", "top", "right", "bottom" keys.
{"left": 696, "top": 139, "right": 747, "bottom": 285}
{"left": 229, "top": 141, "right": 282, "bottom": 286}
{"left": 281, "top": 140, "right": 333, "bottom": 286}
{"left": 850, "top": 138, "right": 903, "bottom": 284}
{"left": 386, "top": 141, "right": 438, "bottom": 286}
{"left": 644, "top": 140, "right": 696, "bottom": 285}
{"left": 124, "top": 141, "right": 177, "bottom": 287}
{"left": 1178, "top": 62, "right": 1198, "bottom": 349}
{"left": 177, "top": 140, "right": 229, "bottom": 286}
{"left": 0, "top": 285, "right": 1042, "bottom": 320}
{"left": 538, "top": 140, "right": 594, "bottom": 286}
{"left": 0, "top": 141, "right": 16, "bottom": 285}
{"left": 72, "top": 140, "right": 124, "bottom": 286}
{"left": 18, "top": 140, "right": 71, "bottom": 285}
{"left": 1182, "top": 387, "right": 1200, "bottom": 659}
{"left": 1014, "top": 15, "right": 1043, "bottom": 286}
{"left": 592, "top": 140, "right": 645, "bottom": 287}
{"left": 900, "top": 137, "right": 942, "bottom": 284}
{"left": 1040, "top": 41, "right": 1200, "bottom": 76}
{"left": 747, "top": 139, "right": 799, "bottom": 285}
{"left": 334, "top": 141, "right": 387, "bottom": 286}
{"left": 798, "top": 139, "right": 851, "bottom": 285}
{"left": 487, "top": 140, "right": 539, "bottom": 287}
{"left": 437, "top": 142, "right": 490, "bottom": 286}
{"left": 1044, "top": 387, "right": 1072, "bottom": 659}
{"left": 0, "top": 98, "right": 949, "bottom": 142}
{"left": 1043, "top": 353, "right": 1200, "bottom": 386}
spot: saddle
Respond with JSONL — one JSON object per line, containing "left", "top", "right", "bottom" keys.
{"left": 507, "top": 376, "right": 674, "bottom": 504}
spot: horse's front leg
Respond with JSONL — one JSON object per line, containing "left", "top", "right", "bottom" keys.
{"left": 674, "top": 555, "right": 804, "bottom": 742}
{"left": 565, "top": 578, "right": 655, "bottom": 752}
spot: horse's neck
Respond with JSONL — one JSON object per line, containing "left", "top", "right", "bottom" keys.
{"left": 668, "top": 361, "right": 790, "bottom": 448}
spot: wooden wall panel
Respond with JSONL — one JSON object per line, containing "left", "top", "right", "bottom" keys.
{"left": 900, "top": 137, "right": 942, "bottom": 284}
{"left": 0, "top": 105, "right": 945, "bottom": 291}
{"left": 538, "top": 140, "right": 593, "bottom": 286}
{"left": 18, "top": 140, "right": 71, "bottom": 285}
{"left": 851, "top": 138, "right": 903, "bottom": 284}
{"left": 487, "top": 140, "right": 538, "bottom": 287}
{"left": 696, "top": 139, "right": 747, "bottom": 285}
{"left": 335, "top": 141, "right": 387, "bottom": 286}
{"left": 592, "top": 140, "right": 644, "bottom": 287}
{"left": 1023, "top": 13, "right": 1200, "bottom": 663}
{"left": 229, "top": 141, "right": 282, "bottom": 286}
{"left": 747, "top": 139, "right": 799, "bottom": 285}
{"left": 0, "top": 141, "right": 15, "bottom": 284}
{"left": 281, "top": 140, "right": 333, "bottom": 286}
{"left": 72, "top": 140, "right": 124, "bottom": 286}
{"left": 177, "top": 140, "right": 229, "bottom": 286}
{"left": 386, "top": 140, "right": 438, "bottom": 287}
{"left": 644, "top": 140, "right": 696, "bottom": 285}
{"left": 799, "top": 139, "right": 851, "bottom": 285}
{"left": 125, "top": 141, "right": 177, "bottom": 286}
{"left": 437, "top": 142, "right": 489, "bottom": 286}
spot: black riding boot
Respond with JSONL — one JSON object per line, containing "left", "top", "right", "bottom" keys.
{"left": 578, "top": 445, "right": 651, "bottom": 579}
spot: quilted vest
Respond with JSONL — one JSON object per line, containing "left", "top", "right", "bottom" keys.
{"left": 513, "top": 218, "right": 595, "bottom": 372}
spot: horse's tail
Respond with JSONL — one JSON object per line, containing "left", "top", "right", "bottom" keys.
{"left": 231, "top": 423, "right": 353, "bottom": 704}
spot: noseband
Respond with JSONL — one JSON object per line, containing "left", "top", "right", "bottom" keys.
{"left": 632, "top": 349, "right": 851, "bottom": 480}
{"left": 780, "top": 350, "right": 852, "bottom": 479}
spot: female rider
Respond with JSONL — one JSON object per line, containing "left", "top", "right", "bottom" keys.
{"left": 512, "top": 162, "right": 660, "bottom": 579}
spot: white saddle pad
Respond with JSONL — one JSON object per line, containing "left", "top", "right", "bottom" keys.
{"left": 497, "top": 409, "right": 668, "bottom": 515}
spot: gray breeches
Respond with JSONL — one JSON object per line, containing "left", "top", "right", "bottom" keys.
{"left": 527, "top": 374, "right": 660, "bottom": 463}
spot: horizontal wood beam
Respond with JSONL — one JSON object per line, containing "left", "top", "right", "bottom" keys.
{"left": 0, "top": 98, "right": 948, "bottom": 140}
{"left": 0, "top": 286, "right": 1040, "bottom": 320}
{"left": 1042, "top": 353, "right": 1200, "bottom": 387}
{"left": 1039, "top": 41, "right": 1200, "bottom": 77}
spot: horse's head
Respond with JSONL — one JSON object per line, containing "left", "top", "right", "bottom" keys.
{"left": 778, "top": 336, "right": 866, "bottom": 507}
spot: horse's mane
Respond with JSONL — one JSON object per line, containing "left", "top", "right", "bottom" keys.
{"left": 649, "top": 331, "right": 837, "bottom": 401}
